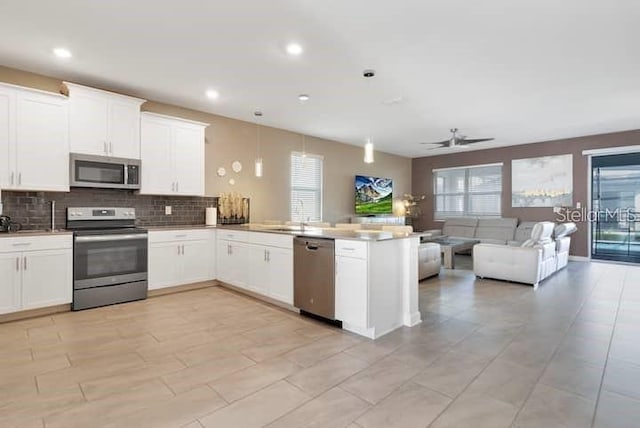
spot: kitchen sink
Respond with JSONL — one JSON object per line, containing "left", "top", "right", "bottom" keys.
{"left": 268, "top": 227, "right": 305, "bottom": 232}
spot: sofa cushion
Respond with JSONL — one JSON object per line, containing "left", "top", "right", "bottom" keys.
{"left": 442, "top": 217, "right": 478, "bottom": 238}
{"left": 474, "top": 218, "right": 518, "bottom": 243}
{"left": 480, "top": 238, "right": 510, "bottom": 245}
{"left": 554, "top": 222, "right": 577, "bottom": 238}
{"left": 514, "top": 222, "right": 537, "bottom": 244}
{"left": 521, "top": 222, "right": 555, "bottom": 247}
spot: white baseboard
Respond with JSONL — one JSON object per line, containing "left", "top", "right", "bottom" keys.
{"left": 342, "top": 322, "right": 375, "bottom": 339}
{"left": 404, "top": 311, "right": 422, "bottom": 327}
{"left": 569, "top": 255, "right": 590, "bottom": 262}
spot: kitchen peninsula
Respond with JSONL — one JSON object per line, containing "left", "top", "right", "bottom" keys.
{"left": 149, "top": 224, "right": 422, "bottom": 340}
{"left": 229, "top": 225, "right": 421, "bottom": 339}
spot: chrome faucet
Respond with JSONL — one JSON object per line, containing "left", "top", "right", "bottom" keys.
{"left": 296, "top": 199, "right": 308, "bottom": 231}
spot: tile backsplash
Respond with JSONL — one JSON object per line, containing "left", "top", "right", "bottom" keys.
{"left": 1, "top": 188, "right": 218, "bottom": 230}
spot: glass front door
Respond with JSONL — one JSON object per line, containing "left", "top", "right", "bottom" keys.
{"left": 591, "top": 153, "right": 640, "bottom": 263}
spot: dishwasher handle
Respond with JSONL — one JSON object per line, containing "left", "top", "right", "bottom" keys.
{"left": 305, "top": 244, "right": 320, "bottom": 251}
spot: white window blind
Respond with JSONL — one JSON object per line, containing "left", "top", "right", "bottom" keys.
{"left": 290, "top": 152, "right": 323, "bottom": 222}
{"left": 434, "top": 163, "right": 502, "bottom": 219}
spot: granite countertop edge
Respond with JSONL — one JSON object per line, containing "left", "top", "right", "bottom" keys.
{"left": 0, "top": 230, "right": 74, "bottom": 238}
{"left": 1, "top": 224, "right": 420, "bottom": 242}
{"left": 146, "top": 224, "right": 418, "bottom": 242}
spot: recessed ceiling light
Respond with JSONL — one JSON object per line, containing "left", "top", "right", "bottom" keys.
{"left": 205, "top": 89, "right": 219, "bottom": 100}
{"left": 53, "top": 47, "right": 72, "bottom": 58}
{"left": 286, "top": 43, "right": 303, "bottom": 56}
{"left": 298, "top": 94, "right": 310, "bottom": 102}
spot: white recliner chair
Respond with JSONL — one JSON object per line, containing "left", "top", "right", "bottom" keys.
{"left": 554, "top": 222, "right": 577, "bottom": 270}
{"left": 419, "top": 242, "right": 441, "bottom": 280}
{"left": 473, "top": 222, "right": 556, "bottom": 287}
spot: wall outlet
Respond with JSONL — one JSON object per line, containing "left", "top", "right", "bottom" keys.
{"left": 165, "top": 206, "right": 172, "bottom": 215}
{"left": 576, "top": 202, "right": 581, "bottom": 209}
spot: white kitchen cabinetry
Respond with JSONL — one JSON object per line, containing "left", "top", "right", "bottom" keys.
{"left": 248, "top": 245, "right": 293, "bottom": 304}
{"left": 0, "top": 83, "right": 69, "bottom": 192}
{"left": 217, "top": 239, "right": 251, "bottom": 290}
{"left": 264, "top": 246, "right": 293, "bottom": 305}
{"left": 148, "top": 242, "right": 182, "bottom": 289}
{"left": 0, "top": 235, "right": 73, "bottom": 315}
{"left": 0, "top": 253, "right": 21, "bottom": 314}
{"left": 64, "top": 82, "right": 145, "bottom": 159}
{"left": 21, "top": 248, "right": 73, "bottom": 310}
{"left": 140, "top": 112, "right": 208, "bottom": 197}
{"left": 335, "top": 253, "right": 368, "bottom": 331}
{"left": 334, "top": 238, "right": 419, "bottom": 339}
{"left": 148, "top": 229, "right": 216, "bottom": 290}
{"left": 216, "top": 231, "right": 293, "bottom": 305}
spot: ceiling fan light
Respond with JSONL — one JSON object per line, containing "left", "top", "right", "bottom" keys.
{"left": 364, "top": 140, "right": 375, "bottom": 163}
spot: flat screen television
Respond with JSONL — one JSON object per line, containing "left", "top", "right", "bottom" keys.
{"left": 355, "top": 175, "right": 393, "bottom": 215}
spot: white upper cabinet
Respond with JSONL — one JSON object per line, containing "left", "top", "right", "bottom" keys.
{"left": 64, "top": 82, "right": 145, "bottom": 159}
{"left": 173, "top": 123, "right": 205, "bottom": 196}
{"left": 0, "top": 87, "right": 13, "bottom": 189}
{"left": 0, "top": 83, "right": 69, "bottom": 192}
{"left": 140, "top": 112, "right": 208, "bottom": 197}
{"left": 139, "top": 114, "right": 173, "bottom": 195}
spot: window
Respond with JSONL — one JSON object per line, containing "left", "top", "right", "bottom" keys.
{"left": 290, "top": 152, "right": 323, "bottom": 222}
{"left": 434, "top": 163, "right": 502, "bottom": 219}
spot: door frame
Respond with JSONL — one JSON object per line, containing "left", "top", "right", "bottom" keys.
{"left": 583, "top": 145, "right": 640, "bottom": 262}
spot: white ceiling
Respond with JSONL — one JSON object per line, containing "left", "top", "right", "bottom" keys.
{"left": 1, "top": 0, "right": 638, "bottom": 158}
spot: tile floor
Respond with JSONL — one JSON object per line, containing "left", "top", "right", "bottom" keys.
{"left": 1, "top": 259, "right": 639, "bottom": 427}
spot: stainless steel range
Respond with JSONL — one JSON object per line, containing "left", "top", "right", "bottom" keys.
{"left": 67, "top": 207, "right": 148, "bottom": 311}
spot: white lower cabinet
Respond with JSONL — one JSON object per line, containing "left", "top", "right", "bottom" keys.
{"left": 148, "top": 242, "right": 182, "bottom": 289}
{"left": 335, "top": 239, "right": 378, "bottom": 338}
{"left": 21, "top": 249, "right": 73, "bottom": 310}
{"left": 181, "top": 240, "right": 212, "bottom": 285}
{"left": 335, "top": 255, "right": 368, "bottom": 330}
{"left": 266, "top": 246, "right": 293, "bottom": 305}
{"left": 217, "top": 232, "right": 293, "bottom": 305}
{"left": 248, "top": 246, "right": 271, "bottom": 295}
{"left": 148, "top": 229, "right": 216, "bottom": 290}
{"left": 0, "top": 253, "right": 21, "bottom": 313}
{"left": 0, "top": 235, "right": 72, "bottom": 315}
{"left": 217, "top": 240, "right": 251, "bottom": 289}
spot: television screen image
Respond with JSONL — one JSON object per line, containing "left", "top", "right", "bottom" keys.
{"left": 355, "top": 175, "right": 393, "bottom": 215}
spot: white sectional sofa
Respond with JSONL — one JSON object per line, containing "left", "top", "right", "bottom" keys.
{"left": 441, "top": 217, "right": 519, "bottom": 245}
{"left": 473, "top": 221, "right": 577, "bottom": 287}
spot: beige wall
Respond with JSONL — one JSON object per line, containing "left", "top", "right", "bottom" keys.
{"left": 0, "top": 65, "right": 411, "bottom": 224}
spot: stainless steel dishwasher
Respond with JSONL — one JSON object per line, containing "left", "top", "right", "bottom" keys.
{"left": 294, "top": 237, "right": 335, "bottom": 320}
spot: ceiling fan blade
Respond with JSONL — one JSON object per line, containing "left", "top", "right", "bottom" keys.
{"left": 458, "top": 138, "right": 494, "bottom": 145}
{"left": 423, "top": 144, "right": 447, "bottom": 150}
{"left": 419, "top": 140, "right": 449, "bottom": 146}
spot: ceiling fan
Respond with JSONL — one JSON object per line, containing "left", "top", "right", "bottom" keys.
{"left": 420, "top": 128, "right": 494, "bottom": 149}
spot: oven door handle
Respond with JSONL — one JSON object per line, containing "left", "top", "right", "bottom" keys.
{"left": 75, "top": 234, "right": 148, "bottom": 243}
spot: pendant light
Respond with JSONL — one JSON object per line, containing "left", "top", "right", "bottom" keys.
{"left": 254, "top": 110, "right": 263, "bottom": 177}
{"left": 364, "top": 138, "right": 374, "bottom": 164}
{"left": 363, "top": 69, "right": 375, "bottom": 164}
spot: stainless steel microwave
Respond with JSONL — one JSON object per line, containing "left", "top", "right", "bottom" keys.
{"left": 70, "top": 153, "right": 141, "bottom": 190}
